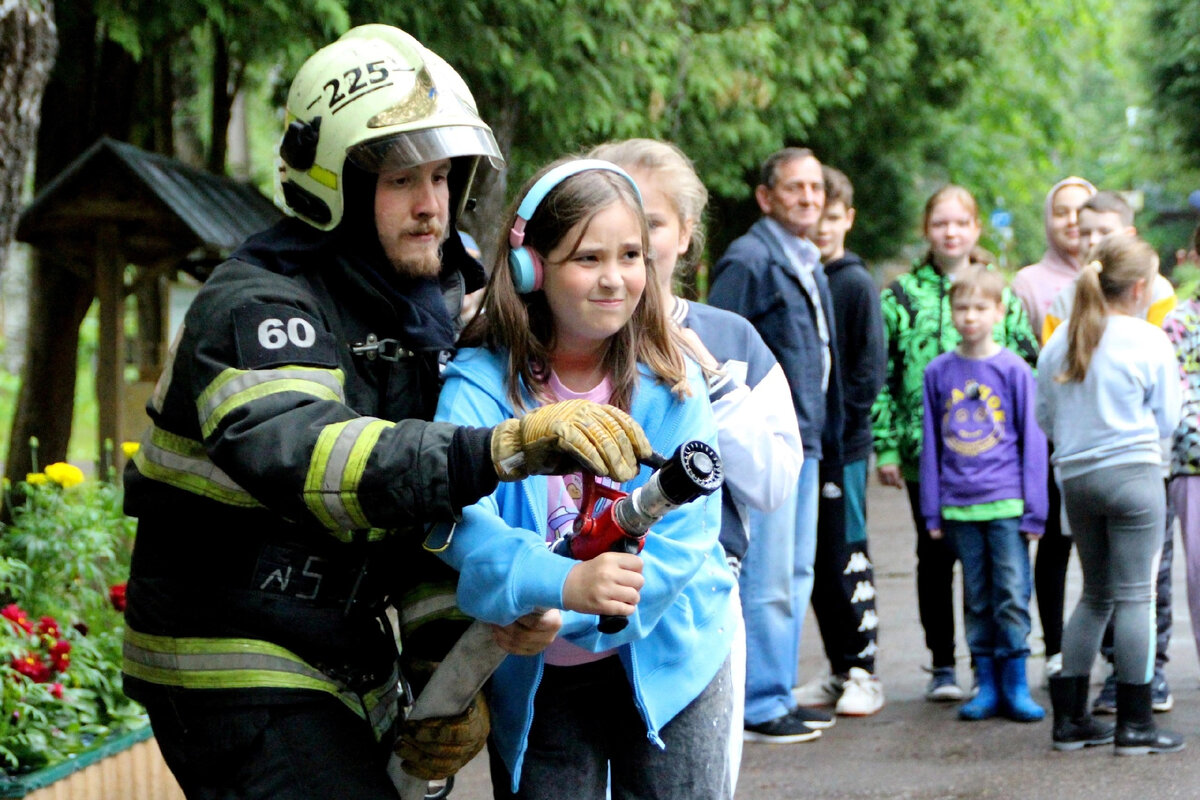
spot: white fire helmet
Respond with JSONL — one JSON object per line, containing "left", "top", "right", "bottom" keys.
{"left": 276, "top": 24, "right": 504, "bottom": 230}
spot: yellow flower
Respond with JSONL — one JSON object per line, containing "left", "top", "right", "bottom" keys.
{"left": 25, "top": 473, "right": 48, "bottom": 485}
{"left": 121, "top": 441, "right": 141, "bottom": 458}
{"left": 44, "top": 463, "right": 85, "bottom": 488}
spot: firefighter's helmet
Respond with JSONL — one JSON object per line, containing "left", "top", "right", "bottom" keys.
{"left": 277, "top": 24, "right": 504, "bottom": 230}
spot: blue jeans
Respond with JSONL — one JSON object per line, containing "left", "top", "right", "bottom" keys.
{"left": 944, "top": 517, "right": 1032, "bottom": 660}
{"left": 740, "top": 458, "right": 819, "bottom": 724}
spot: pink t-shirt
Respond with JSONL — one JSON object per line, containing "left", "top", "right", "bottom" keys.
{"left": 543, "top": 371, "right": 619, "bottom": 667}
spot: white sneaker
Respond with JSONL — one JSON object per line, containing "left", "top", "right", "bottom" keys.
{"left": 835, "top": 667, "right": 885, "bottom": 716}
{"left": 1042, "top": 652, "right": 1062, "bottom": 690}
{"left": 792, "top": 673, "right": 845, "bottom": 707}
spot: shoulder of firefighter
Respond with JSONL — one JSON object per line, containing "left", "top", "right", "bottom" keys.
{"left": 121, "top": 247, "right": 490, "bottom": 734}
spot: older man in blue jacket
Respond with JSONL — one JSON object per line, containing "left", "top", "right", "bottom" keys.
{"left": 709, "top": 147, "right": 844, "bottom": 744}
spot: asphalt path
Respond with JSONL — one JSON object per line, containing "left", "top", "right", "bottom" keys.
{"left": 446, "top": 473, "right": 1200, "bottom": 799}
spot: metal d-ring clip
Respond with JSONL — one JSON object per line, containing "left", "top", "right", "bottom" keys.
{"left": 351, "top": 333, "right": 414, "bottom": 362}
{"left": 424, "top": 775, "right": 454, "bottom": 800}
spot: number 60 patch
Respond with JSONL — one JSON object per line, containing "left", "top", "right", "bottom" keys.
{"left": 232, "top": 304, "right": 338, "bottom": 369}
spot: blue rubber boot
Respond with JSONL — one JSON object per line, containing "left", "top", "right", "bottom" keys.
{"left": 958, "top": 657, "right": 998, "bottom": 720}
{"left": 999, "top": 656, "right": 1045, "bottom": 722}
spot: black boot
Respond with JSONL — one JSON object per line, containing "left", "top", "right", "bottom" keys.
{"left": 1049, "top": 675, "right": 1114, "bottom": 751}
{"left": 1114, "top": 682, "right": 1185, "bottom": 756}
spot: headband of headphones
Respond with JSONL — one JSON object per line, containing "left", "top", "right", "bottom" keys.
{"left": 507, "top": 159, "right": 644, "bottom": 293}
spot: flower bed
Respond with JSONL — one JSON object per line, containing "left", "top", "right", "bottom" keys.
{"left": 0, "top": 723, "right": 182, "bottom": 800}
{"left": 1, "top": 448, "right": 148, "bottom": 784}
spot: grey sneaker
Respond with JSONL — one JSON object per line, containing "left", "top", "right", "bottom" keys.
{"left": 1092, "top": 673, "right": 1117, "bottom": 715}
{"left": 1152, "top": 669, "right": 1174, "bottom": 713}
{"left": 743, "top": 710, "right": 821, "bottom": 743}
{"left": 925, "top": 666, "right": 964, "bottom": 702}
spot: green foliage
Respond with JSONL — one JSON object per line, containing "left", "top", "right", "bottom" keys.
{"left": 0, "top": 469, "right": 141, "bottom": 774}
{"left": 1145, "top": 0, "right": 1200, "bottom": 166}
{"left": 36, "top": 0, "right": 1200, "bottom": 270}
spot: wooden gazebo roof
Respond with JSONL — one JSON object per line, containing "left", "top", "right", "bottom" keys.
{"left": 17, "top": 136, "right": 282, "bottom": 278}
{"left": 14, "top": 137, "right": 284, "bottom": 460}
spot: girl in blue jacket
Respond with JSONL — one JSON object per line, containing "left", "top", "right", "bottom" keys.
{"left": 434, "top": 158, "right": 736, "bottom": 799}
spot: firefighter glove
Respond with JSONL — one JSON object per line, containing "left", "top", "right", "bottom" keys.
{"left": 394, "top": 690, "right": 491, "bottom": 781}
{"left": 490, "top": 399, "right": 652, "bottom": 482}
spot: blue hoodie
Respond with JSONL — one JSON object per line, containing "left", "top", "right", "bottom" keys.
{"left": 433, "top": 347, "right": 736, "bottom": 791}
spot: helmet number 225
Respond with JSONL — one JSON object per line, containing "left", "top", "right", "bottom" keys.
{"left": 324, "top": 60, "right": 391, "bottom": 113}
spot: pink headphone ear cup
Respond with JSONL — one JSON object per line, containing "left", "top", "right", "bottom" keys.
{"left": 530, "top": 251, "right": 544, "bottom": 292}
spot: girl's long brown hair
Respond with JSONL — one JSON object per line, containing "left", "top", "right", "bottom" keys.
{"left": 1058, "top": 233, "right": 1158, "bottom": 383}
{"left": 460, "top": 158, "right": 689, "bottom": 412}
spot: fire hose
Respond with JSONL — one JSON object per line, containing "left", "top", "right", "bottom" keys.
{"left": 388, "top": 441, "right": 723, "bottom": 799}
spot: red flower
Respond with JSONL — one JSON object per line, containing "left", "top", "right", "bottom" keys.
{"left": 37, "top": 616, "right": 61, "bottom": 639}
{"left": 49, "top": 683, "right": 64, "bottom": 699}
{"left": 2, "top": 604, "right": 33, "bottom": 634}
{"left": 48, "top": 640, "right": 71, "bottom": 673}
{"left": 108, "top": 583, "right": 127, "bottom": 612}
{"left": 13, "top": 653, "right": 50, "bottom": 683}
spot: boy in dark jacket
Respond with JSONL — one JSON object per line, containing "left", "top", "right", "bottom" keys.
{"left": 709, "top": 147, "right": 844, "bottom": 743}
{"left": 794, "top": 166, "right": 887, "bottom": 716}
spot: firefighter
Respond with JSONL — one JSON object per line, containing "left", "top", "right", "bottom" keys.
{"left": 121, "top": 25, "right": 651, "bottom": 799}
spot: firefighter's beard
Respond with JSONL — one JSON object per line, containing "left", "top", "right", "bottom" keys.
{"left": 388, "top": 223, "right": 447, "bottom": 280}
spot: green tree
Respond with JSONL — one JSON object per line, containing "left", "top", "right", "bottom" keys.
{"left": 1146, "top": 0, "right": 1200, "bottom": 165}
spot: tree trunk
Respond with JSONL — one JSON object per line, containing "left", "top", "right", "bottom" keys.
{"left": 208, "top": 26, "right": 232, "bottom": 175}
{"left": 5, "top": 261, "right": 93, "bottom": 478}
{"left": 4, "top": 2, "right": 141, "bottom": 486}
{"left": 463, "top": 96, "right": 518, "bottom": 270}
{"left": 0, "top": 1, "right": 57, "bottom": 281}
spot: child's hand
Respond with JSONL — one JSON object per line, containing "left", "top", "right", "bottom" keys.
{"left": 491, "top": 609, "right": 562, "bottom": 656}
{"left": 1022, "top": 530, "right": 1042, "bottom": 542}
{"left": 877, "top": 463, "right": 904, "bottom": 489}
{"left": 929, "top": 527, "right": 943, "bottom": 540}
{"left": 562, "top": 552, "right": 644, "bottom": 617}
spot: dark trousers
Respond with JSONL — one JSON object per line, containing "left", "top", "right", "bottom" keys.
{"left": 1034, "top": 463, "right": 1071, "bottom": 657}
{"left": 906, "top": 480, "right": 958, "bottom": 668}
{"left": 488, "top": 656, "right": 732, "bottom": 800}
{"left": 812, "top": 461, "right": 878, "bottom": 674}
{"left": 146, "top": 692, "right": 398, "bottom": 800}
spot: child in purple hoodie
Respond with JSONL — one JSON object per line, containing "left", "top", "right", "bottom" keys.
{"left": 920, "top": 264, "right": 1048, "bottom": 723}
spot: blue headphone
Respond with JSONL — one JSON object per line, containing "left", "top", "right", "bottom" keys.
{"left": 508, "top": 159, "right": 644, "bottom": 294}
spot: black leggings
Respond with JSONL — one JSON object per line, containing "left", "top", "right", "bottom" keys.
{"left": 1034, "top": 467, "right": 1070, "bottom": 657}
{"left": 906, "top": 481, "right": 958, "bottom": 668}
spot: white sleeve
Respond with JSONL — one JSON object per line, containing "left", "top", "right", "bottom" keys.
{"left": 711, "top": 361, "right": 803, "bottom": 513}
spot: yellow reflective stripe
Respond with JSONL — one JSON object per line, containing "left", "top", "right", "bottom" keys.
{"left": 123, "top": 662, "right": 337, "bottom": 692}
{"left": 309, "top": 163, "right": 338, "bottom": 190}
{"left": 304, "top": 418, "right": 394, "bottom": 531}
{"left": 127, "top": 628, "right": 318, "bottom": 666}
{"left": 197, "top": 367, "right": 346, "bottom": 439}
{"left": 124, "top": 629, "right": 336, "bottom": 690}
{"left": 132, "top": 425, "right": 261, "bottom": 508}
{"left": 123, "top": 628, "right": 400, "bottom": 739}
{"left": 360, "top": 664, "right": 402, "bottom": 738}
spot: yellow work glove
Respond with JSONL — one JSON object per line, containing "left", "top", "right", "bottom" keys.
{"left": 394, "top": 690, "right": 491, "bottom": 781}
{"left": 490, "top": 399, "right": 653, "bottom": 483}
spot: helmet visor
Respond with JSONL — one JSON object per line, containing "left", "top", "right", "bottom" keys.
{"left": 347, "top": 126, "right": 504, "bottom": 174}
